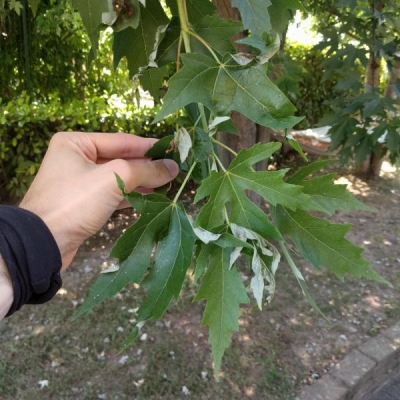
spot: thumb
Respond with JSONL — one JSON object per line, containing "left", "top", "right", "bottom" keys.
{"left": 121, "top": 158, "right": 179, "bottom": 192}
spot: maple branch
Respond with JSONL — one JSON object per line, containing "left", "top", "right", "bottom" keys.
{"left": 173, "top": 161, "right": 197, "bottom": 203}
{"left": 212, "top": 138, "right": 238, "bottom": 156}
{"left": 187, "top": 30, "right": 220, "bottom": 63}
{"left": 177, "top": 0, "right": 191, "bottom": 52}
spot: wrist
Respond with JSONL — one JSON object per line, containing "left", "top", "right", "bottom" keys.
{"left": 18, "top": 203, "right": 76, "bottom": 271}
{"left": 0, "top": 254, "right": 14, "bottom": 320}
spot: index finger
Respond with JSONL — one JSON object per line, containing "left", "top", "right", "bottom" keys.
{"left": 83, "top": 132, "right": 158, "bottom": 160}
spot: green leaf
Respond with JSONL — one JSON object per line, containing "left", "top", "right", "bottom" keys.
{"left": 296, "top": 173, "right": 374, "bottom": 214}
{"left": 273, "top": 206, "right": 390, "bottom": 284}
{"left": 285, "top": 133, "right": 307, "bottom": 161}
{"left": 328, "top": 117, "right": 359, "bottom": 150}
{"left": 288, "top": 159, "right": 334, "bottom": 184}
{"left": 194, "top": 142, "right": 315, "bottom": 238}
{"left": 185, "top": 0, "right": 216, "bottom": 22}
{"left": 280, "top": 241, "right": 327, "bottom": 318}
{"left": 192, "top": 128, "right": 214, "bottom": 162}
{"left": 362, "top": 97, "right": 385, "bottom": 118}
{"left": 166, "top": 0, "right": 216, "bottom": 21}
{"left": 71, "top": 0, "right": 109, "bottom": 54}
{"left": 231, "top": 0, "right": 272, "bottom": 36}
{"left": 194, "top": 246, "right": 249, "bottom": 376}
{"left": 192, "top": 15, "right": 243, "bottom": 55}
{"left": 135, "top": 205, "right": 196, "bottom": 322}
{"left": 73, "top": 193, "right": 174, "bottom": 319}
{"left": 288, "top": 159, "right": 374, "bottom": 214}
{"left": 8, "top": 0, "right": 23, "bottom": 15}
{"left": 156, "top": 15, "right": 242, "bottom": 67}
{"left": 155, "top": 53, "right": 301, "bottom": 130}
{"left": 28, "top": 0, "right": 40, "bottom": 16}
{"left": 156, "top": 16, "right": 181, "bottom": 66}
{"left": 113, "top": 0, "right": 168, "bottom": 78}
{"left": 139, "top": 66, "right": 168, "bottom": 103}
{"left": 269, "top": 0, "right": 305, "bottom": 33}
{"left": 144, "top": 135, "right": 175, "bottom": 160}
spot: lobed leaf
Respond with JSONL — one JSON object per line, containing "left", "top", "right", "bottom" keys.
{"left": 288, "top": 160, "right": 374, "bottom": 214}
{"left": 154, "top": 53, "right": 302, "bottom": 130}
{"left": 73, "top": 192, "right": 174, "bottom": 319}
{"left": 195, "top": 143, "right": 319, "bottom": 238}
{"left": 194, "top": 246, "right": 249, "bottom": 376}
{"left": 71, "top": 0, "right": 109, "bottom": 56}
{"left": 113, "top": 0, "right": 168, "bottom": 78}
{"left": 273, "top": 206, "right": 390, "bottom": 284}
{"left": 135, "top": 205, "right": 196, "bottom": 322}
{"left": 231, "top": 0, "right": 272, "bottom": 36}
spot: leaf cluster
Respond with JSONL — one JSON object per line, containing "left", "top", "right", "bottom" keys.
{"left": 70, "top": 0, "right": 389, "bottom": 375}
{"left": 305, "top": 0, "right": 400, "bottom": 165}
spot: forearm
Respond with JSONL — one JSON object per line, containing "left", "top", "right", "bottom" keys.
{"left": 0, "top": 254, "right": 14, "bottom": 320}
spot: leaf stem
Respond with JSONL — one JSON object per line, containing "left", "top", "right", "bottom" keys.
{"left": 198, "top": 103, "right": 209, "bottom": 132}
{"left": 177, "top": 0, "right": 191, "bottom": 53}
{"left": 212, "top": 138, "right": 238, "bottom": 156}
{"left": 187, "top": 30, "right": 220, "bottom": 63}
{"left": 214, "top": 154, "right": 227, "bottom": 172}
{"left": 279, "top": 241, "right": 303, "bottom": 280}
{"left": 173, "top": 161, "right": 197, "bottom": 203}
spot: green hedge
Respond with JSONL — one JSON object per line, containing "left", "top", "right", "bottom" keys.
{"left": 271, "top": 43, "right": 338, "bottom": 130}
{"left": 0, "top": 95, "right": 174, "bottom": 200}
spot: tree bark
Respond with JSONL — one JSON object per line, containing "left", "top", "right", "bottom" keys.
{"left": 355, "top": 1, "right": 384, "bottom": 179}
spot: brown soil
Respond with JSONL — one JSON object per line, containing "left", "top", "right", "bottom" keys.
{"left": 1, "top": 159, "right": 399, "bottom": 400}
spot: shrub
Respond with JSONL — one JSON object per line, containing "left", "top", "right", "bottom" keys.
{"left": 271, "top": 43, "right": 338, "bottom": 130}
{"left": 0, "top": 94, "right": 174, "bottom": 200}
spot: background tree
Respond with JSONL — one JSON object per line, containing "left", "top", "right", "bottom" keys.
{"left": 306, "top": 0, "right": 400, "bottom": 177}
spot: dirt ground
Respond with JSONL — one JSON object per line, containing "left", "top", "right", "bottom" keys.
{"left": 0, "top": 159, "right": 399, "bottom": 400}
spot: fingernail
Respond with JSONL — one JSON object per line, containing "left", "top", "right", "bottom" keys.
{"left": 161, "top": 159, "right": 179, "bottom": 177}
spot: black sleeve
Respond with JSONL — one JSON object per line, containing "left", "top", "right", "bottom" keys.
{"left": 0, "top": 206, "right": 62, "bottom": 317}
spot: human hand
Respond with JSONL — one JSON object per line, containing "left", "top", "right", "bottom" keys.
{"left": 19, "top": 132, "right": 179, "bottom": 271}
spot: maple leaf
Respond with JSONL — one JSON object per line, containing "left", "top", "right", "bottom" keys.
{"left": 232, "top": 0, "right": 304, "bottom": 36}
{"left": 231, "top": 0, "right": 272, "bottom": 36}
{"left": 273, "top": 206, "right": 390, "bottom": 284}
{"left": 194, "top": 246, "right": 249, "bottom": 376}
{"left": 194, "top": 142, "right": 316, "bottom": 238}
{"left": 288, "top": 159, "right": 374, "bottom": 215}
{"left": 166, "top": 0, "right": 216, "bottom": 22}
{"left": 192, "top": 15, "right": 243, "bottom": 55}
{"left": 157, "top": 15, "right": 243, "bottom": 67}
{"left": 71, "top": 0, "right": 109, "bottom": 55}
{"left": 73, "top": 191, "right": 175, "bottom": 319}
{"left": 139, "top": 66, "right": 168, "bottom": 103}
{"left": 154, "top": 53, "right": 302, "bottom": 130}
{"left": 113, "top": 0, "right": 168, "bottom": 78}
{"left": 134, "top": 204, "right": 196, "bottom": 323}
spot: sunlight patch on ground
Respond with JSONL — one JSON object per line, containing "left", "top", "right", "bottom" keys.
{"left": 380, "top": 160, "right": 398, "bottom": 176}
{"left": 334, "top": 176, "right": 371, "bottom": 197}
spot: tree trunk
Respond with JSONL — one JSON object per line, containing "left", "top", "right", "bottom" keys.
{"left": 355, "top": 1, "right": 384, "bottom": 179}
